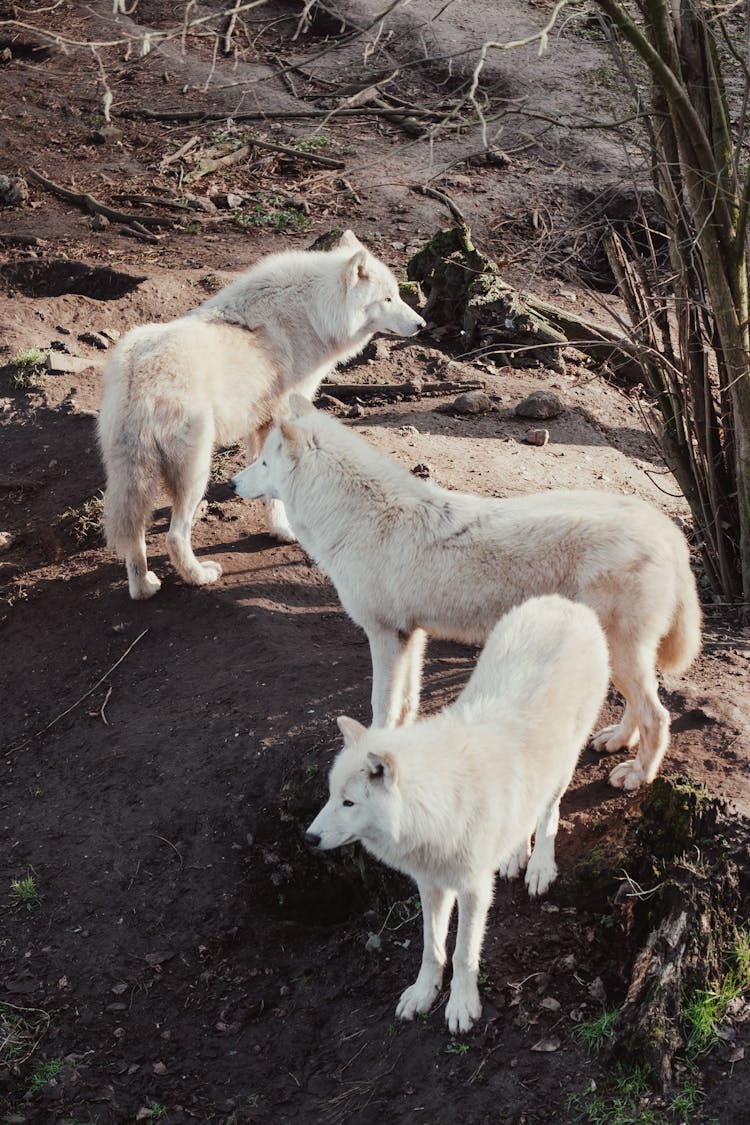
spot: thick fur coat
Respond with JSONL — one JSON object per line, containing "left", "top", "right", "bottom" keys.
{"left": 306, "top": 595, "right": 611, "bottom": 1032}
{"left": 97, "top": 232, "right": 424, "bottom": 600}
{"left": 232, "top": 395, "right": 702, "bottom": 790}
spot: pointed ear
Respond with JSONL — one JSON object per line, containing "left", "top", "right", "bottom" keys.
{"left": 343, "top": 248, "right": 370, "bottom": 290}
{"left": 366, "top": 751, "right": 398, "bottom": 790}
{"left": 337, "top": 716, "right": 367, "bottom": 745}
{"left": 287, "top": 392, "right": 315, "bottom": 420}
{"left": 279, "top": 419, "right": 305, "bottom": 457}
{"left": 338, "top": 229, "right": 362, "bottom": 250}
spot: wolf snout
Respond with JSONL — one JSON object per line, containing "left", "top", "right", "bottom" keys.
{"left": 304, "top": 830, "right": 322, "bottom": 848}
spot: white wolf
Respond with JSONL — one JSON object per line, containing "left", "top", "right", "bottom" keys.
{"left": 97, "top": 231, "right": 424, "bottom": 600}
{"left": 306, "top": 595, "right": 610, "bottom": 1033}
{"left": 231, "top": 395, "right": 701, "bottom": 791}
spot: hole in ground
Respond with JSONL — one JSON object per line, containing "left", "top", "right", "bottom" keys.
{"left": 4, "top": 260, "right": 145, "bottom": 300}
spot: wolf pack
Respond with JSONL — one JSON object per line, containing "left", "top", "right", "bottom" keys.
{"left": 97, "top": 232, "right": 702, "bottom": 1034}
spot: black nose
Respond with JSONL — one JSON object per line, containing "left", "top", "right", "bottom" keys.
{"left": 305, "top": 831, "right": 321, "bottom": 848}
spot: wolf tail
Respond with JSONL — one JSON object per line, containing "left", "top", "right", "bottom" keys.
{"left": 656, "top": 544, "right": 702, "bottom": 673}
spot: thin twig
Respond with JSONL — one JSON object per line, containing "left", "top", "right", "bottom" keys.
{"left": 27, "top": 169, "right": 175, "bottom": 229}
{"left": 99, "top": 683, "right": 113, "bottom": 726}
{"left": 4, "top": 629, "right": 149, "bottom": 755}
{"left": 412, "top": 183, "right": 467, "bottom": 225}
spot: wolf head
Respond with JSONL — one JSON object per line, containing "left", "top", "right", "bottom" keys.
{"left": 305, "top": 717, "right": 403, "bottom": 851}
{"left": 325, "top": 230, "right": 425, "bottom": 341}
{"left": 230, "top": 393, "right": 317, "bottom": 501}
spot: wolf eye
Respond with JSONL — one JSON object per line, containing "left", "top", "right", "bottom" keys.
{"left": 342, "top": 799, "right": 354, "bottom": 807}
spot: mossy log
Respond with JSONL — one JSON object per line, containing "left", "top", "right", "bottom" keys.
{"left": 407, "top": 226, "right": 643, "bottom": 380}
{"left": 608, "top": 776, "right": 746, "bottom": 1089}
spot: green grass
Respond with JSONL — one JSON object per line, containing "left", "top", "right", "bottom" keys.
{"left": 290, "top": 132, "right": 332, "bottom": 152}
{"left": 8, "top": 347, "right": 46, "bottom": 389}
{"left": 56, "top": 491, "right": 104, "bottom": 547}
{"left": 10, "top": 874, "right": 42, "bottom": 910}
{"left": 27, "top": 1056, "right": 64, "bottom": 1092}
{"left": 445, "top": 1037, "right": 470, "bottom": 1055}
{"left": 576, "top": 1007, "right": 619, "bottom": 1052}
{"left": 235, "top": 194, "right": 311, "bottom": 234}
{"left": 684, "top": 930, "right": 750, "bottom": 1053}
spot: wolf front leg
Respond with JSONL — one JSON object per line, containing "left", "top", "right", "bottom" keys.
{"left": 396, "top": 879, "right": 456, "bottom": 1022}
{"left": 368, "top": 627, "right": 427, "bottom": 728}
{"left": 445, "top": 871, "right": 494, "bottom": 1033}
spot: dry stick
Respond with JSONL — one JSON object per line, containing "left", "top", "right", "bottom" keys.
{"left": 122, "top": 106, "right": 436, "bottom": 123}
{"left": 222, "top": 2, "right": 240, "bottom": 54}
{"left": 4, "top": 628, "right": 149, "bottom": 755}
{"left": 27, "top": 169, "right": 176, "bottom": 230}
{"left": 412, "top": 183, "right": 467, "bottom": 226}
{"left": 160, "top": 134, "right": 200, "bottom": 170}
{"left": 318, "top": 380, "right": 484, "bottom": 400}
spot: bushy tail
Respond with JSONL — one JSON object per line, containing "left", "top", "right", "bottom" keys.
{"left": 657, "top": 551, "right": 702, "bottom": 673}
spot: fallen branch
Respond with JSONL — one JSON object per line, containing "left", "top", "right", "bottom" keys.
{"left": 4, "top": 628, "right": 149, "bottom": 755}
{"left": 27, "top": 169, "right": 176, "bottom": 230}
{"left": 318, "top": 380, "right": 484, "bottom": 400}
{"left": 412, "top": 184, "right": 467, "bottom": 226}
{"left": 121, "top": 106, "right": 437, "bottom": 123}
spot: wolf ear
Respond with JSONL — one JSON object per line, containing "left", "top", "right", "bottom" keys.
{"left": 338, "top": 229, "right": 362, "bottom": 250}
{"left": 279, "top": 420, "right": 315, "bottom": 458}
{"left": 287, "top": 392, "right": 315, "bottom": 420}
{"left": 343, "top": 248, "right": 370, "bottom": 289}
{"left": 366, "top": 751, "right": 398, "bottom": 790}
{"left": 337, "top": 716, "right": 367, "bottom": 745}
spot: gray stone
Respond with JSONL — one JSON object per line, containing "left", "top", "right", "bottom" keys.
{"left": 0, "top": 174, "right": 29, "bottom": 206}
{"left": 78, "top": 331, "right": 109, "bottom": 350}
{"left": 515, "top": 390, "right": 564, "bottom": 420}
{"left": 45, "top": 353, "right": 98, "bottom": 375}
{"left": 525, "top": 427, "right": 550, "bottom": 447}
{"left": 452, "top": 389, "right": 492, "bottom": 414}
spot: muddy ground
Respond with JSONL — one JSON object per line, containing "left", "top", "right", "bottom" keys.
{"left": 1, "top": 2, "right": 749, "bottom": 1123}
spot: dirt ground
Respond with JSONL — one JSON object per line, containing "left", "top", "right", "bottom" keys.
{"left": 1, "top": 2, "right": 749, "bottom": 1123}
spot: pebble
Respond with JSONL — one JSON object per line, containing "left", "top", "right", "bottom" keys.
{"left": 0, "top": 174, "right": 29, "bottom": 206}
{"left": 78, "top": 331, "right": 109, "bottom": 350}
{"left": 525, "top": 428, "right": 549, "bottom": 447}
{"left": 0, "top": 531, "right": 15, "bottom": 553}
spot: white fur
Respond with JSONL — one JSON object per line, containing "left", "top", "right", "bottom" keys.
{"left": 232, "top": 396, "right": 702, "bottom": 790}
{"left": 97, "top": 231, "right": 424, "bottom": 600}
{"left": 306, "top": 595, "right": 611, "bottom": 1032}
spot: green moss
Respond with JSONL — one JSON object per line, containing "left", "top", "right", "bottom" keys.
{"left": 635, "top": 775, "right": 718, "bottom": 859}
{"left": 398, "top": 280, "right": 423, "bottom": 309}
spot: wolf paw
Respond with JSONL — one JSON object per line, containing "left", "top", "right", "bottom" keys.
{"left": 525, "top": 857, "right": 557, "bottom": 898}
{"left": 498, "top": 841, "right": 530, "bottom": 880}
{"left": 592, "top": 723, "right": 639, "bottom": 754}
{"left": 191, "top": 560, "right": 222, "bottom": 586}
{"left": 445, "top": 983, "right": 481, "bottom": 1034}
{"left": 396, "top": 975, "right": 441, "bottom": 1021}
{"left": 608, "top": 759, "right": 646, "bottom": 791}
{"left": 129, "top": 570, "right": 162, "bottom": 600}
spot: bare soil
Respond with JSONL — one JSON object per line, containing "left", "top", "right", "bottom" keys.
{"left": 1, "top": 3, "right": 749, "bottom": 1123}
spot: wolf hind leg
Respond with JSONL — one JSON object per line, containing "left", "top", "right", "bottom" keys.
{"left": 165, "top": 424, "right": 222, "bottom": 587}
{"left": 103, "top": 453, "right": 162, "bottom": 600}
{"left": 604, "top": 639, "right": 670, "bottom": 790}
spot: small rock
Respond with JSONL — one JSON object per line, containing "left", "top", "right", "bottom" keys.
{"left": 45, "top": 353, "right": 97, "bottom": 375}
{"left": 78, "top": 331, "right": 109, "bottom": 350}
{"left": 539, "top": 996, "right": 561, "bottom": 1011}
{"left": 49, "top": 340, "right": 70, "bottom": 353}
{"left": 452, "top": 390, "right": 492, "bottom": 415}
{"left": 348, "top": 402, "right": 365, "bottom": 418}
{"left": 390, "top": 240, "right": 406, "bottom": 250}
{"left": 530, "top": 1036, "right": 561, "bottom": 1052}
{"left": 525, "top": 428, "right": 549, "bottom": 447}
{"left": 588, "top": 977, "right": 606, "bottom": 1004}
{"left": 211, "top": 191, "right": 246, "bottom": 210}
{"left": 90, "top": 213, "right": 110, "bottom": 231}
{"left": 515, "top": 390, "right": 564, "bottom": 420}
{"left": 399, "top": 425, "right": 420, "bottom": 439}
{"left": 152, "top": 1061, "right": 167, "bottom": 1075}
{"left": 411, "top": 463, "right": 432, "bottom": 478}
{"left": 55, "top": 325, "right": 71, "bottom": 335}
{"left": 558, "top": 289, "right": 577, "bottom": 302}
{"left": 0, "top": 175, "right": 30, "bottom": 206}
{"left": 100, "top": 328, "right": 121, "bottom": 343}
{"left": 1, "top": 47, "right": 12, "bottom": 63}
{"left": 0, "top": 531, "right": 15, "bottom": 553}
{"left": 92, "top": 126, "right": 123, "bottom": 145}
